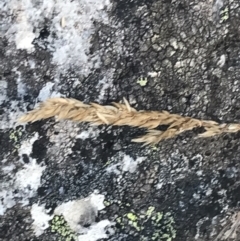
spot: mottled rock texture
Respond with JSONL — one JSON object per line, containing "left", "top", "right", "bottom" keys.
{"left": 1, "top": 0, "right": 240, "bottom": 240}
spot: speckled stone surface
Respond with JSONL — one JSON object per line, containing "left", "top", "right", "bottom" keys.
{"left": 1, "top": 0, "right": 240, "bottom": 240}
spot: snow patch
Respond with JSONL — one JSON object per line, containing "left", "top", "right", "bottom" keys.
{"left": 31, "top": 204, "right": 53, "bottom": 236}
{"left": 96, "top": 76, "right": 112, "bottom": 102}
{"left": 54, "top": 192, "right": 113, "bottom": 241}
{"left": 122, "top": 156, "right": 145, "bottom": 173}
{"left": 36, "top": 82, "right": 63, "bottom": 102}
{"left": 0, "top": 100, "right": 24, "bottom": 130}
{"left": 2, "top": 164, "right": 16, "bottom": 173}
{"left": 3, "top": 0, "right": 112, "bottom": 75}
{"left": 0, "top": 133, "right": 46, "bottom": 215}
{"left": 18, "top": 132, "right": 39, "bottom": 157}
{"left": 37, "top": 82, "right": 55, "bottom": 102}
{"left": 15, "top": 159, "right": 46, "bottom": 191}
{"left": 15, "top": 12, "right": 36, "bottom": 51}
{"left": 0, "top": 189, "right": 16, "bottom": 216}
{"left": 106, "top": 154, "right": 145, "bottom": 175}
{"left": 78, "top": 220, "right": 112, "bottom": 241}
{"left": 30, "top": 193, "right": 112, "bottom": 239}
{"left": 15, "top": 133, "right": 46, "bottom": 204}
{"left": 76, "top": 127, "right": 100, "bottom": 140}
{"left": 54, "top": 192, "right": 105, "bottom": 231}
{"left": 0, "top": 81, "right": 8, "bottom": 105}
{"left": 0, "top": 80, "right": 62, "bottom": 130}
{"left": 16, "top": 74, "right": 27, "bottom": 99}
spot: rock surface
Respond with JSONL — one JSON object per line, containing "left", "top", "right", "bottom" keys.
{"left": 1, "top": 0, "right": 240, "bottom": 240}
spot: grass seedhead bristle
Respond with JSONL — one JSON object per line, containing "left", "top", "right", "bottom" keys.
{"left": 18, "top": 97, "right": 240, "bottom": 145}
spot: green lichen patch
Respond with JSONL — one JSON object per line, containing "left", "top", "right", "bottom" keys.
{"left": 137, "top": 77, "right": 148, "bottom": 86}
{"left": 9, "top": 127, "right": 23, "bottom": 151}
{"left": 220, "top": 6, "right": 229, "bottom": 23}
{"left": 50, "top": 215, "right": 77, "bottom": 241}
{"left": 116, "top": 206, "right": 176, "bottom": 241}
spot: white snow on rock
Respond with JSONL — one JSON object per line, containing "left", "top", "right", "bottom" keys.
{"left": 37, "top": 82, "right": 63, "bottom": 102}
{"left": 15, "top": 11, "right": 36, "bottom": 51}
{"left": 0, "top": 133, "right": 46, "bottom": 215}
{"left": 96, "top": 72, "right": 116, "bottom": 102}
{"left": 18, "top": 132, "right": 39, "bottom": 157}
{"left": 15, "top": 133, "right": 46, "bottom": 205}
{"left": 31, "top": 201, "right": 112, "bottom": 240}
{"left": 54, "top": 192, "right": 114, "bottom": 241}
{"left": 122, "top": 155, "right": 145, "bottom": 173}
{"left": 0, "top": 189, "right": 16, "bottom": 216}
{"left": 76, "top": 126, "right": 100, "bottom": 140}
{"left": 37, "top": 82, "right": 55, "bottom": 102}
{"left": 106, "top": 154, "right": 146, "bottom": 175}
{"left": 0, "top": 80, "right": 62, "bottom": 130}
{"left": 0, "top": 100, "right": 24, "bottom": 130}
{"left": 2, "top": 0, "right": 111, "bottom": 75}
{"left": 15, "top": 159, "right": 46, "bottom": 194}
{"left": 16, "top": 73, "right": 27, "bottom": 99}
{"left": 78, "top": 220, "right": 113, "bottom": 241}
{"left": 0, "top": 81, "right": 8, "bottom": 105}
{"left": 30, "top": 192, "right": 113, "bottom": 239}
{"left": 54, "top": 192, "right": 105, "bottom": 231}
{"left": 31, "top": 204, "right": 53, "bottom": 236}
{"left": 0, "top": 75, "right": 20, "bottom": 130}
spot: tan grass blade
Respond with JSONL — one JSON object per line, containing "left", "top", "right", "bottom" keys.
{"left": 18, "top": 97, "right": 240, "bottom": 145}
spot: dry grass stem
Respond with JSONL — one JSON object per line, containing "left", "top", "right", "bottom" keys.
{"left": 18, "top": 97, "right": 240, "bottom": 145}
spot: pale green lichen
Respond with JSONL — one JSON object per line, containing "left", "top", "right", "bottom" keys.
{"left": 126, "top": 212, "right": 141, "bottom": 231}
{"left": 220, "top": 6, "right": 229, "bottom": 23}
{"left": 50, "top": 215, "right": 77, "bottom": 241}
{"left": 103, "top": 200, "right": 111, "bottom": 207}
{"left": 137, "top": 77, "right": 148, "bottom": 86}
{"left": 104, "top": 159, "right": 113, "bottom": 167}
{"left": 146, "top": 206, "right": 155, "bottom": 217}
{"left": 116, "top": 206, "right": 176, "bottom": 241}
{"left": 9, "top": 128, "right": 23, "bottom": 151}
